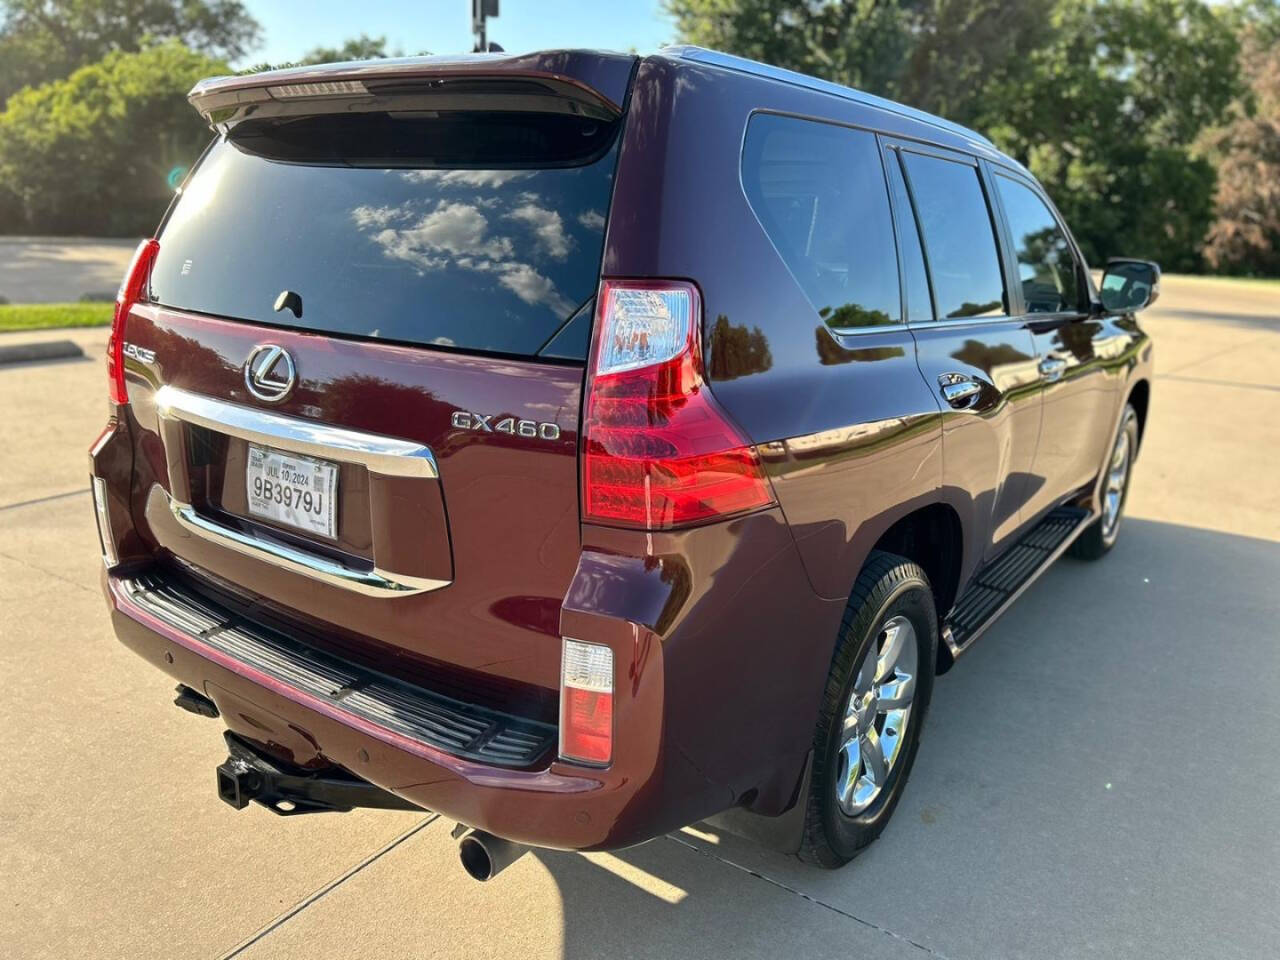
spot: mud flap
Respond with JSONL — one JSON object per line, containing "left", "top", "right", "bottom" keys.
{"left": 703, "top": 750, "right": 813, "bottom": 854}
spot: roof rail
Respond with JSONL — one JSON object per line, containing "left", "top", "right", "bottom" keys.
{"left": 662, "top": 46, "right": 996, "bottom": 150}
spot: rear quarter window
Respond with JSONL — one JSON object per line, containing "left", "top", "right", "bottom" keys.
{"left": 741, "top": 113, "right": 900, "bottom": 331}
{"left": 150, "top": 112, "right": 620, "bottom": 358}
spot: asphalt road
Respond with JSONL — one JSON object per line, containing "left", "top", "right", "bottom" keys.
{"left": 1, "top": 275, "right": 1277, "bottom": 959}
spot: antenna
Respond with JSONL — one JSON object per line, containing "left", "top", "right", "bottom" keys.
{"left": 472, "top": 0, "right": 500, "bottom": 52}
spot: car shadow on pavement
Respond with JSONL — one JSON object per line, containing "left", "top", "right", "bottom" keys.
{"left": 533, "top": 518, "right": 1280, "bottom": 960}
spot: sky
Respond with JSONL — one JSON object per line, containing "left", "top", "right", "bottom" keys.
{"left": 242, "top": 0, "right": 677, "bottom": 67}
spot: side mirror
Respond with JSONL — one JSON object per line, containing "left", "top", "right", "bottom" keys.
{"left": 1098, "top": 258, "right": 1160, "bottom": 314}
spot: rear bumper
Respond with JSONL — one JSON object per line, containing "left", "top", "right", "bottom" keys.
{"left": 102, "top": 489, "right": 840, "bottom": 853}
{"left": 105, "top": 569, "right": 652, "bottom": 850}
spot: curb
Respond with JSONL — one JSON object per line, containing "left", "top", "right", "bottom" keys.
{"left": 0, "top": 339, "right": 85, "bottom": 366}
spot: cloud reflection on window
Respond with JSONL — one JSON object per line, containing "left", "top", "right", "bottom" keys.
{"left": 507, "top": 203, "right": 572, "bottom": 260}
{"left": 351, "top": 170, "right": 589, "bottom": 317}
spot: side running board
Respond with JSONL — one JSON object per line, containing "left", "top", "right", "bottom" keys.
{"left": 943, "top": 506, "right": 1091, "bottom": 659}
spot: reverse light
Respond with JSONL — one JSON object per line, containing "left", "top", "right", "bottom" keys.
{"left": 108, "top": 238, "right": 159, "bottom": 404}
{"left": 560, "top": 639, "right": 613, "bottom": 765}
{"left": 582, "top": 279, "right": 776, "bottom": 529}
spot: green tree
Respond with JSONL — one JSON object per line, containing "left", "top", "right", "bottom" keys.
{"left": 668, "top": 0, "right": 1247, "bottom": 272}
{"left": 302, "top": 33, "right": 392, "bottom": 64}
{"left": 0, "top": 41, "right": 225, "bottom": 234}
{"left": 988, "top": 0, "right": 1241, "bottom": 270}
{"left": 1200, "top": 8, "right": 1280, "bottom": 274}
{"left": 666, "top": 0, "right": 1055, "bottom": 124}
{"left": 240, "top": 34, "right": 402, "bottom": 74}
{"left": 0, "top": 0, "right": 259, "bottom": 104}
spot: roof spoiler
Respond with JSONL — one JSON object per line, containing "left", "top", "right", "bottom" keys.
{"left": 189, "top": 50, "right": 636, "bottom": 131}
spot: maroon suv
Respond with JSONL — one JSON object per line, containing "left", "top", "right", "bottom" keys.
{"left": 90, "top": 47, "right": 1157, "bottom": 875}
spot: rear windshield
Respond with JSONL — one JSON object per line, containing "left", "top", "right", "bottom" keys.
{"left": 151, "top": 112, "right": 620, "bottom": 357}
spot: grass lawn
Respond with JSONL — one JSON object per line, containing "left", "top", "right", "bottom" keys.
{"left": 0, "top": 302, "right": 113, "bottom": 332}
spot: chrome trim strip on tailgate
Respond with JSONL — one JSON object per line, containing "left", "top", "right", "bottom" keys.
{"left": 155, "top": 385, "right": 437, "bottom": 478}
{"left": 146, "top": 487, "right": 448, "bottom": 597}
{"left": 151, "top": 385, "right": 448, "bottom": 598}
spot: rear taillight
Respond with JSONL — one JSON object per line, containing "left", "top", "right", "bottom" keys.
{"left": 582, "top": 279, "right": 776, "bottom": 529}
{"left": 559, "top": 639, "right": 614, "bottom": 765}
{"left": 107, "top": 238, "right": 159, "bottom": 404}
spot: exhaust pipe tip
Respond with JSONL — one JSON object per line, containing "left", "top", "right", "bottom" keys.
{"left": 458, "top": 829, "right": 527, "bottom": 881}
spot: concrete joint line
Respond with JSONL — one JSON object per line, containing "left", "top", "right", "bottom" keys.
{"left": 218, "top": 814, "right": 438, "bottom": 959}
{"left": 0, "top": 487, "right": 89, "bottom": 511}
{"left": 665, "top": 834, "right": 953, "bottom": 959}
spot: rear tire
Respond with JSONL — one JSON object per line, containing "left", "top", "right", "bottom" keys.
{"left": 797, "top": 551, "right": 937, "bottom": 868}
{"left": 1069, "top": 403, "right": 1139, "bottom": 561}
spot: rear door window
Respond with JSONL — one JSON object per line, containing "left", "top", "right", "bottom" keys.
{"left": 994, "top": 174, "right": 1084, "bottom": 314}
{"left": 900, "top": 151, "right": 1008, "bottom": 321}
{"left": 150, "top": 112, "right": 620, "bottom": 357}
{"left": 741, "top": 113, "right": 900, "bottom": 331}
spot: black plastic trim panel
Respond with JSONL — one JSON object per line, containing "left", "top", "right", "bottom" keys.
{"left": 949, "top": 507, "right": 1089, "bottom": 647}
{"left": 121, "top": 569, "right": 556, "bottom": 768}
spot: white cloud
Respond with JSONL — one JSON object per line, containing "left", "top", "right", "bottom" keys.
{"left": 375, "top": 202, "right": 515, "bottom": 272}
{"left": 507, "top": 203, "right": 573, "bottom": 260}
{"left": 403, "top": 169, "right": 533, "bottom": 188}
{"left": 578, "top": 209, "right": 606, "bottom": 231}
{"left": 353, "top": 196, "right": 577, "bottom": 319}
{"left": 351, "top": 204, "right": 407, "bottom": 229}
{"left": 499, "top": 263, "right": 574, "bottom": 316}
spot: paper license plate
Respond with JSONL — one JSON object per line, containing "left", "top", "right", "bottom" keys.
{"left": 246, "top": 444, "right": 338, "bottom": 540}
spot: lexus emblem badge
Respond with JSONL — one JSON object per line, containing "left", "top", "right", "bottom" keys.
{"left": 244, "top": 344, "right": 296, "bottom": 403}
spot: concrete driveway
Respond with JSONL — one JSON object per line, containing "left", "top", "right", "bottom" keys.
{"left": 0, "top": 236, "right": 138, "bottom": 303}
{"left": 1, "top": 275, "right": 1277, "bottom": 959}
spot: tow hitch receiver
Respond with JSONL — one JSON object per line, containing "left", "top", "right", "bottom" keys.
{"left": 215, "top": 732, "right": 423, "bottom": 816}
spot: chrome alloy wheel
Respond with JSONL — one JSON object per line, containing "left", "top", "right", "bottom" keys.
{"left": 835, "top": 615, "right": 919, "bottom": 816}
{"left": 1101, "top": 411, "right": 1136, "bottom": 543}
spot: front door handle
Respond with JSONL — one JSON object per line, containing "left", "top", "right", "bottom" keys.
{"left": 939, "top": 377, "right": 982, "bottom": 408}
{"left": 1039, "top": 356, "right": 1068, "bottom": 382}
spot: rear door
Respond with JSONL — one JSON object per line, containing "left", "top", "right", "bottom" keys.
{"left": 121, "top": 79, "right": 628, "bottom": 707}
{"left": 886, "top": 142, "right": 1043, "bottom": 561}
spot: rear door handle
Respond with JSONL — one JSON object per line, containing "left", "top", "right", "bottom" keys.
{"left": 938, "top": 374, "right": 982, "bottom": 408}
{"left": 1039, "top": 356, "right": 1068, "bottom": 382}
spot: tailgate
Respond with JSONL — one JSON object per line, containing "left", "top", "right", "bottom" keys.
{"left": 119, "top": 55, "right": 633, "bottom": 707}
{"left": 125, "top": 308, "right": 583, "bottom": 701}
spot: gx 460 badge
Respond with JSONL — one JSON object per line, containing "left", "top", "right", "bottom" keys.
{"left": 451, "top": 411, "right": 561, "bottom": 441}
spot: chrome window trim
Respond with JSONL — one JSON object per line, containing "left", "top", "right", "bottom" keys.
{"left": 830, "top": 322, "right": 912, "bottom": 338}
{"left": 906, "top": 313, "right": 1030, "bottom": 332}
{"left": 154, "top": 385, "right": 437, "bottom": 479}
